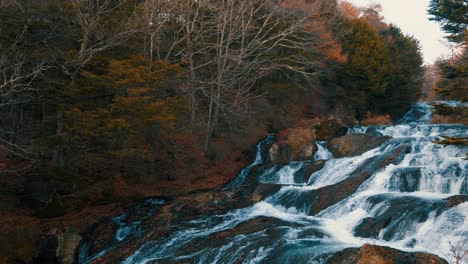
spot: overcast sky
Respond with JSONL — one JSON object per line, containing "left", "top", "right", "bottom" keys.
{"left": 346, "top": 0, "right": 451, "bottom": 64}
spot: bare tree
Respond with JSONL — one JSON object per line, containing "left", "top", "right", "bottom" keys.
{"left": 64, "top": 0, "right": 141, "bottom": 81}
{"left": 193, "top": 0, "right": 318, "bottom": 151}
{"left": 0, "top": 1, "right": 49, "bottom": 161}
{"left": 0, "top": 57, "right": 47, "bottom": 108}
{"left": 114, "top": 0, "right": 325, "bottom": 151}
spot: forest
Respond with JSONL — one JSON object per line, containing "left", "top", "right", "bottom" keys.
{"left": 2, "top": 0, "right": 463, "bottom": 262}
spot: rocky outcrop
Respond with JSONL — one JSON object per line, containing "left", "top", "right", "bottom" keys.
{"left": 58, "top": 228, "right": 82, "bottom": 264}
{"left": 325, "top": 244, "right": 448, "bottom": 264}
{"left": 35, "top": 228, "right": 82, "bottom": 264}
{"left": 263, "top": 119, "right": 350, "bottom": 166}
{"left": 326, "top": 133, "right": 392, "bottom": 158}
{"left": 264, "top": 127, "right": 317, "bottom": 165}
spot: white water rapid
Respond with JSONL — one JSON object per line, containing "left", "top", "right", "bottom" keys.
{"left": 81, "top": 102, "right": 467, "bottom": 264}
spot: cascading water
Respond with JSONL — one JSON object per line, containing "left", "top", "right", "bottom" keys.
{"left": 81, "top": 102, "right": 467, "bottom": 264}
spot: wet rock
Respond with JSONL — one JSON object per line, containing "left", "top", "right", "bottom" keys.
{"left": 161, "top": 217, "right": 296, "bottom": 263}
{"left": 326, "top": 133, "right": 392, "bottom": 158}
{"left": 293, "top": 160, "right": 326, "bottom": 183}
{"left": 249, "top": 184, "right": 282, "bottom": 203}
{"left": 365, "top": 126, "right": 384, "bottom": 136}
{"left": 296, "top": 227, "right": 328, "bottom": 239}
{"left": 352, "top": 217, "right": 386, "bottom": 238}
{"left": 315, "top": 119, "right": 348, "bottom": 141}
{"left": 308, "top": 144, "right": 411, "bottom": 215}
{"left": 353, "top": 194, "right": 466, "bottom": 240}
{"left": 388, "top": 167, "right": 422, "bottom": 192}
{"left": 444, "top": 195, "right": 468, "bottom": 208}
{"left": 325, "top": 244, "right": 448, "bottom": 264}
{"left": 232, "top": 216, "right": 294, "bottom": 235}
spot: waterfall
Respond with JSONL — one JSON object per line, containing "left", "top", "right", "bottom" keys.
{"left": 314, "top": 141, "right": 333, "bottom": 161}
{"left": 81, "top": 101, "right": 467, "bottom": 264}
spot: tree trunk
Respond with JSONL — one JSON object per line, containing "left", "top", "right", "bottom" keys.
{"left": 52, "top": 109, "right": 64, "bottom": 167}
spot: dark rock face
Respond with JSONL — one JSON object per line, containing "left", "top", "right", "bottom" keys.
{"left": 315, "top": 119, "right": 348, "bottom": 141}
{"left": 352, "top": 196, "right": 435, "bottom": 239}
{"left": 325, "top": 244, "right": 448, "bottom": 264}
{"left": 326, "top": 133, "right": 392, "bottom": 158}
{"left": 353, "top": 217, "right": 385, "bottom": 238}
{"left": 353, "top": 194, "right": 468, "bottom": 240}
{"left": 388, "top": 167, "right": 422, "bottom": 192}
{"left": 444, "top": 195, "right": 468, "bottom": 208}
{"left": 293, "top": 160, "right": 326, "bottom": 183}
{"left": 365, "top": 126, "right": 384, "bottom": 136}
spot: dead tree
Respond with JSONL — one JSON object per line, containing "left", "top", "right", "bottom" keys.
{"left": 0, "top": 1, "right": 49, "bottom": 161}
{"left": 196, "top": 0, "right": 318, "bottom": 151}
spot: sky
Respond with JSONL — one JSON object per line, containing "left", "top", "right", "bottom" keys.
{"left": 346, "top": 0, "right": 451, "bottom": 64}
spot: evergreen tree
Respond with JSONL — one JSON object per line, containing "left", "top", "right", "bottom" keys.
{"left": 429, "top": 0, "right": 467, "bottom": 101}
{"left": 428, "top": 0, "right": 468, "bottom": 43}
{"left": 379, "top": 26, "right": 424, "bottom": 117}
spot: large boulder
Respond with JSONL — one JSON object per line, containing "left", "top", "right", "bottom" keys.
{"left": 268, "top": 142, "right": 293, "bottom": 164}
{"left": 57, "top": 228, "right": 82, "bottom": 264}
{"left": 314, "top": 119, "right": 348, "bottom": 141}
{"left": 326, "top": 133, "right": 392, "bottom": 158}
{"left": 325, "top": 244, "right": 448, "bottom": 264}
{"left": 264, "top": 127, "right": 317, "bottom": 165}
